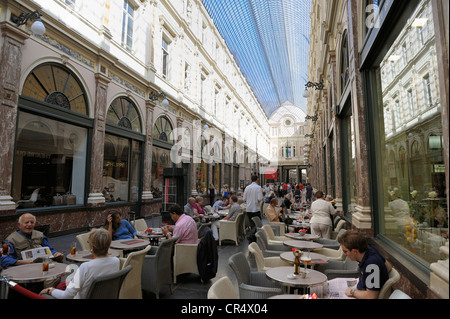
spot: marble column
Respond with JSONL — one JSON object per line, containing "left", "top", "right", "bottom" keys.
{"left": 142, "top": 100, "right": 156, "bottom": 201}
{"left": 87, "top": 73, "right": 110, "bottom": 206}
{"left": 0, "top": 22, "right": 29, "bottom": 213}
{"left": 348, "top": 0, "right": 372, "bottom": 230}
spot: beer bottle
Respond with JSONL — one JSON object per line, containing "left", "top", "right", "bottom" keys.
{"left": 294, "top": 250, "right": 300, "bottom": 274}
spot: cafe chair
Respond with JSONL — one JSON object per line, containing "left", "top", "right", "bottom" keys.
{"left": 76, "top": 231, "right": 91, "bottom": 251}
{"left": 17, "top": 188, "right": 40, "bottom": 208}
{"left": 252, "top": 216, "right": 263, "bottom": 231}
{"left": 141, "top": 236, "right": 178, "bottom": 299}
{"left": 237, "top": 211, "right": 246, "bottom": 240}
{"left": 247, "top": 242, "right": 291, "bottom": 271}
{"left": 207, "top": 276, "right": 238, "bottom": 299}
{"left": 314, "top": 246, "right": 345, "bottom": 261}
{"left": 118, "top": 245, "right": 151, "bottom": 299}
{"left": 84, "top": 265, "right": 133, "bottom": 299}
{"left": 151, "top": 213, "right": 161, "bottom": 228}
{"left": 173, "top": 243, "right": 199, "bottom": 283}
{"left": 331, "top": 220, "right": 346, "bottom": 239}
{"left": 228, "top": 252, "right": 282, "bottom": 299}
{"left": 315, "top": 256, "right": 359, "bottom": 280}
{"left": 219, "top": 213, "right": 243, "bottom": 246}
{"left": 132, "top": 218, "right": 148, "bottom": 232}
{"left": 197, "top": 222, "right": 212, "bottom": 238}
{"left": 204, "top": 205, "right": 212, "bottom": 213}
{"left": 268, "top": 221, "right": 286, "bottom": 236}
{"left": 255, "top": 230, "right": 291, "bottom": 254}
{"left": 389, "top": 289, "right": 411, "bottom": 299}
{"left": 261, "top": 225, "right": 289, "bottom": 244}
{"left": 315, "top": 229, "right": 347, "bottom": 250}
{"left": 378, "top": 267, "right": 401, "bottom": 299}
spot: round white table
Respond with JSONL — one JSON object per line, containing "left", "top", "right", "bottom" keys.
{"left": 283, "top": 240, "right": 323, "bottom": 251}
{"left": 0, "top": 262, "right": 69, "bottom": 284}
{"left": 110, "top": 238, "right": 150, "bottom": 251}
{"left": 285, "top": 233, "right": 320, "bottom": 241}
{"left": 65, "top": 250, "right": 120, "bottom": 263}
{"left": 279, "top": 251, "right": 328, "bottom": 269}
{"left": 265, "top": 266, "right": 327, "bottom": 294}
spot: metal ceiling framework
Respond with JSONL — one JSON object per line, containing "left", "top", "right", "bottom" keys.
{"left": 202, "top": 0, "right": 311, "bottom": 117}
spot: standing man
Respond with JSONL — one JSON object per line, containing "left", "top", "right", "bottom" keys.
{"left": 243, "top": 175, "right": 264, "bottom": 229}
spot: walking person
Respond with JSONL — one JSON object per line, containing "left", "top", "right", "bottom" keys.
{"left": 243, "top": 175, "right": 264, "bottom": 230}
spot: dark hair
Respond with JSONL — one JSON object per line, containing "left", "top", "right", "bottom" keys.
{"left": 230, "top": 195, "right": 238, "bottom": 203}
{"left": 337, "top": 230, "right": 368, "bottom": 253}
{"left": 104, "top": 211, "right": 121, "bottom": 234}
{"left": 251, "top": 175, "right": 258, "bottom": 182}
{"left": 315, "top": 191, "right": 324, "bottom": 199}
{"left": 168, "top": 204, "right": 183, "bottom": 216}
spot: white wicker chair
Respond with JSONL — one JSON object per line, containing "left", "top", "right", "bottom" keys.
{"left": 378, "top": 267, "right": 401, "bottom": 299}
{"left": 207, "top": 276, "right": 239, "bottom": 299}
{"left": 132, "top": 218, "right": 148, "bottom": 232}
{"left": 118, "top": 245, "right": 151, "bottom": 299}
{"left": 247, "top": 242, "right": 291, "bottom": 271}
{"left": 219, "top": 213, "right": 243, "bottom": 246}
{"left": 268, "top": 221, "right": 286, "bottom": 236}
{"left": 261, "top": 225, "right": 289, "bottom": 244}
{"left": 173, "top": 243, "right": 199, "bottom": 283}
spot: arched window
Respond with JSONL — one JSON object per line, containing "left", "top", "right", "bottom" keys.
{"left": 153, "top": 116, "right": 174, "bottom": 144}
{"left": 107, "top": 96, "right": 142, "bottom": 133}
{"left": 22, "top": 63, "right": 88, "bottom": 115}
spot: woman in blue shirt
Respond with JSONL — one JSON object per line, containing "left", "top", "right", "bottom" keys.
{"left": 105, "top": 211, "right": 137, "bottom": 240}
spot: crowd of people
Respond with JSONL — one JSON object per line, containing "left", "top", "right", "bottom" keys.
{"left": 0, "top": 177, "right": 390, "bottom": 300}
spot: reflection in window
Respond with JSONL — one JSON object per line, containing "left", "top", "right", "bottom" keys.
{"left": 377, "top": 0, "right": 446, "bottom": 266}
{"left": 13, "top": 112, "right": 87, "bottom": 208}
{"left": 153, "top": 116, "right": 174, "bottom": 144}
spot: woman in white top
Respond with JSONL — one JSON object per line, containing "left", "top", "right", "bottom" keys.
{"left": 40, "top": 228, "right": 120, "bottom": 299}
{"left": 309, "top": 191, "right": 337, "bottom": 239}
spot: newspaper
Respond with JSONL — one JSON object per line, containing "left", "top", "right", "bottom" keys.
{"left": 21, "top": 247, "right": 53, "bottom": 261}
{"left": 325, "top": 277, "right": 358, "bottom": 299}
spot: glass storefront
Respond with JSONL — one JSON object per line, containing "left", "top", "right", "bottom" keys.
{"left": 374, "top": 0, "right": 447, "bottom": 265}
{"left": 14, "top": 63, "right": 89, "bottom": 208}
{"left": 13, "top": 112, "right": 87, "bottom": 207}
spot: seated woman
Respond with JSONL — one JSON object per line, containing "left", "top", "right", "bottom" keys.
{"left": 40, "top": 228, "right": 120, "bottom": 299}
{"left": 105, "top": 211, "right": 138, "bottom": 240}
{"left": 193, "top": 196, "right": 206, "bottom": 217}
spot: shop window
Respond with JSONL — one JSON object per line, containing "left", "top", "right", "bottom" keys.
{"left": 13, "top": 112, "right": 87, "bottom": 208}
{"left": 103, "top": 97, "right": 143, "bottom": 203}
{"left": 374, "top": 0, "right": 446, "bottom": 266}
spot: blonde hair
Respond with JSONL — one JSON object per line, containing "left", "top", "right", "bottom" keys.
{"left": 88, "top": 228, "right": 112, "bottom": 256}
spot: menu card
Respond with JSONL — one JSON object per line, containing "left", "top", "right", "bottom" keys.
{"left": 21, "top": 247, "right": 53, "bottom": 261}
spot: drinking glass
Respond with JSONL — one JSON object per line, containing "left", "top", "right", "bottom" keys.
{"left": 42, "top": 258, "right": 50, "bottom": 273}
{"left": 300, "top": 251, "right": 311, "bottom": 275}
{"left": 2, "top": 242, "right": 9, "bottom": 255}
{"left": 71, "top": 241, "right": 77, "bottom": 255}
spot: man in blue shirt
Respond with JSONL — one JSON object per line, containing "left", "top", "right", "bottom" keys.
{"left": 338, "top": 230, "right": 390, "bottom": 299}
{"left": 1, "top": 213, "right": 64, "bottom": 268}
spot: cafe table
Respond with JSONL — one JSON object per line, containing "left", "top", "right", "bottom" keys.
{"left": 283, "top": 240, "right": 323, "bottom": 251}
{"left": 136, "top": 230, "right": 165, "bottom": 246}
{"left": 285, "top": 233, "right": 320, "bottom": 241}
{"left": 279, "top": 251, "right": 329, "bottom": 268}
{"left": 110, "top": 238, "right": 150, "bottom": 252}
{"left": 265, "top": 266, "right": 327, "bottom": 295}
{"left": 0, "top": 262, "right": 69, "bottom": 284}
{"left": 65, "top": 249, "right": 120, "bottom": 263}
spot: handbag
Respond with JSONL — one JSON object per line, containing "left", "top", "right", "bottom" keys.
{"left": 52, "top": 194, "right": 63, "bottom": 206}
{"left": 63, "top": 192, "right": 76, "bottom": 205}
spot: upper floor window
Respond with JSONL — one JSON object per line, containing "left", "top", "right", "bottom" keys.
{"left": 340, "top": 30, "right": 349, "bottom": 93}
{"left": 122, "top": 1, "right": 134, "bottom": 51}
{"left": 162, "top": 37, "right": 170, "bottom": 79}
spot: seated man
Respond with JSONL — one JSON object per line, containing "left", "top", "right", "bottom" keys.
{"left": 338, "top": 230, "right": 389, "bottom": 299}
{"left": 212, "top": 197, "right": 229, "bottom": 211}
{"left": 265, "top": 197, "right": 284, "bottom": 222}
{"left": 184, "top": 197, "right": 197, "bottom": 218}
{"left": 162, "top": 204, "right": 198, "bottom": 244}
{"left": 210, "top": 195, "right": 242, "bottom": 241}
{"left": 1, "top": 213, "right": 64, "bottom": 268}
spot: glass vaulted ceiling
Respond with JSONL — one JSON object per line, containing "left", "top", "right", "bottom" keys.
{"left": 202, "top": 0, "right": 311, "bottom": 117}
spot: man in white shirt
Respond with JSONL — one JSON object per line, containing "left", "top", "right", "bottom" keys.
{"left": 243, "top": 175, "right": 263, "bottom": 229}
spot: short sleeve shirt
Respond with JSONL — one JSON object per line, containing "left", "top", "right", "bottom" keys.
{"left": 357, "top": 246, "right": 389, "bottom": 292}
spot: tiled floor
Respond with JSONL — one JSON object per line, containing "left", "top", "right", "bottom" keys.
{"left": 49, "top": 215, "right": 256, "bottom": 299}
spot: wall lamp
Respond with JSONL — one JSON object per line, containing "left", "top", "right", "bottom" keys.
{"left": 305, "top": 133, "right": 314, "bottom": 138}
{"left": 305, "top": 114, "right": 319, "bottom": 122}
{"left": 11, "top": 9, "right": 46, "bottom": 36}
{"left": 302, "top": 80, "right": 324, "bottom": 98}
{"left": 149, "top": 91, "right": 169, "bottom": 107}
